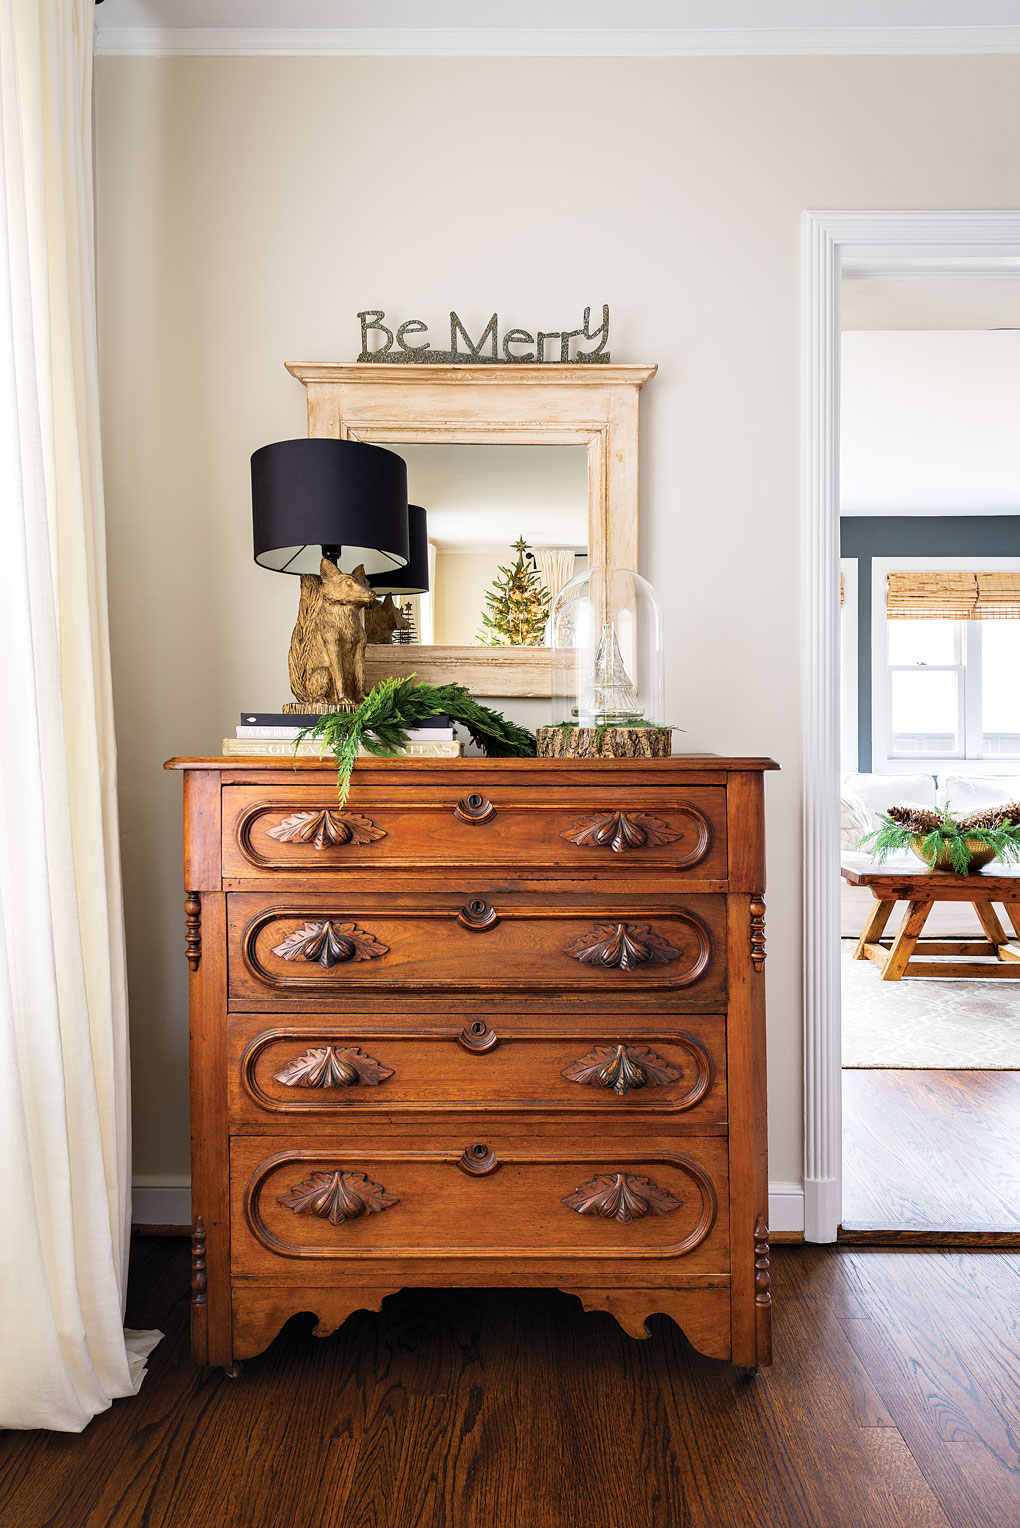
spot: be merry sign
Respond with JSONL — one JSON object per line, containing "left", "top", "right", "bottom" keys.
{"left": 357, "top": 305, "right": 611, "bottom": 364}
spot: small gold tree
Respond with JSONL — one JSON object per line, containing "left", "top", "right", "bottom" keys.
{"left": 477, "top": 537, "right": 550, "bottom": 646}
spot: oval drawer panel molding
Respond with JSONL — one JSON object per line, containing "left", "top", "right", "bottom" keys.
{"left": 270, "top": 920, "right": 389, "bottom": 968}
{"left": 273, "top": 1044, "right": 394, "bottom": 1091}
{"left": 233, "top": 899, "right": 725, "bottom": 1000}
{"left": 265, "top": 809, "right": 386, "bottom": 849}
{"left": 231, "top": 1019, "right": 725, "bottom": 1120}
{"left": 278, "top": 1169, "right": 398, "bottom": 1225}
{"left": 237, "top": 1141, "right": 725, "bottom": 1265}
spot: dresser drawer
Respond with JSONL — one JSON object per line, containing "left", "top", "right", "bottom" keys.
{"left": 227, "top": 893, "right": 727, "bottom": 1006}
{"left": 227, "top": 1013, "right": 726, "bottom": 1123}
{"left": 221, "top": 784, "right": 727, "bottom": 881}
{"left": 230, "top": 1133, "right": 729, "bottom": 1277}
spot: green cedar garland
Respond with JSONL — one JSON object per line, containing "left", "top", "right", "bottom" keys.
{"left": 297, "top": 675, "right": 536, "bottom": 805}
{"left": 477, "top": 539, "right": 550, "bottom": 647}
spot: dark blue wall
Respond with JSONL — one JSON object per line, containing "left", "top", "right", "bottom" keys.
{"left": 839, "top": 516, "right": 1020, "bottom": 771}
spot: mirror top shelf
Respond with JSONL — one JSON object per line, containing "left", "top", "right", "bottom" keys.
{"left": 285, "top": 361, "right": 657, "bottom": 388}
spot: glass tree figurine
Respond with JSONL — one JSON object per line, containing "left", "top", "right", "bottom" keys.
{"left": 540, "top": 566, "right": 670, "bottom": 757}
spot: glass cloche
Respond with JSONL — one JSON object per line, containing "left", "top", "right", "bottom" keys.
{"left": 549, "top": 566, "right": 664, "bottom": 730}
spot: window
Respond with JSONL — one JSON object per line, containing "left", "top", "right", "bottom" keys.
{"left": 872, "top": 558, "right": 1020, "bottom": 771}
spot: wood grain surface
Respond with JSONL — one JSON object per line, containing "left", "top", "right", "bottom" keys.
{"left": 5, "top": 1237, "right": 1020, "bottom": 1528}
{"left": 843, "top": 1070, "right": 1020, "bottom": 1235}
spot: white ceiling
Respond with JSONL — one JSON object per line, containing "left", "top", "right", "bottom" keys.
{"left": 841, "top": 331, "right": 1020, "bottom": 516}
{"left": 93, "top": 0, "right": 1020, "bottom": 50}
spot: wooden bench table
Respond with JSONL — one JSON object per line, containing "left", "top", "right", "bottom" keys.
{"left": 841, "top": 858, "right": 1020, "bottom": 981}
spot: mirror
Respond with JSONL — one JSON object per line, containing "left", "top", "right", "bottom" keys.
{"left": 378, "top": 443, "right": 589, "bottom": 647}
{"left": 285, "top": 360, "right": 654, "bottom": 695}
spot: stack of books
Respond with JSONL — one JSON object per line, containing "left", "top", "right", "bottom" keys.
{"left": 222, "top": 712, "right": 461, "bottom": 759}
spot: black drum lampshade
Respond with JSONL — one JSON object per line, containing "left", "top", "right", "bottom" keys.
{"left": 251, "top": 438, "right": 410, "bottom": 577}
{"left": 368, "top": 506, "right": 430, "bottom": 595}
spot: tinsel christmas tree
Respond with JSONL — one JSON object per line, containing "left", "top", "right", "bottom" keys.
{"left": 477, "top": 538, "right": 550, "bottom": 647}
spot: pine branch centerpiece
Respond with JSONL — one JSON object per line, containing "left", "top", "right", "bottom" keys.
{"left": 477, "top": 537, "right": 550, "bottom": 647}
{"left": 297, "top": 676, "right": 536, "bottom": 805}
{"left": 861, "top": 801, "right": 1020, "bottom": 875}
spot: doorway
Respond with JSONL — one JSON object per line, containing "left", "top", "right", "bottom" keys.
{"left": 801, "top": 211, "right": 1020, "bottom": 1243}
{"left": 837, "top": 302, "right": 1020, "bottom": 1235}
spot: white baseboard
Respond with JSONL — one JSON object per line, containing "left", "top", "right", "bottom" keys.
{"left": 132, "top": 1175, "right": 807, "bottom": 1237}
{"left": 132, "top": 1176, "right": 191, "bottom": 1228}
{"left": 767, "top": 1182, "right": 806, "bottom": 1236}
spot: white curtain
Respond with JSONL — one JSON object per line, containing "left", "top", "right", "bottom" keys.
{"left": 535, "top": 549, "right": 576, "bottom": 612}
{"left": 0, "top": 0, "right": 159, "bottom": 1430}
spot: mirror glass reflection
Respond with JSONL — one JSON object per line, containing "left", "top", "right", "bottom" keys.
{"left": 376, "top": 444, "right": 589, "bottom": 646}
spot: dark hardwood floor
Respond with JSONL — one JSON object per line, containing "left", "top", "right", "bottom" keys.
{"left": 4, "top": 1238, "right": 1020, "bottom": 1527}
{"left": 843, "top": 1069, "right": 1020, "bottom": 1235}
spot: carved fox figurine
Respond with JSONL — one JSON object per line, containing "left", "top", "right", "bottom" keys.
{"left": 288, "top": 559, "right": 375, "bottom": 710}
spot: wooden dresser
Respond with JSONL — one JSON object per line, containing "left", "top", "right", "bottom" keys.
{"left": 166, "top": 754, "right": 777, "bottom": 1372}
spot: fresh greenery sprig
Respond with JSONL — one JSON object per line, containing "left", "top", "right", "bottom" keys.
{"left": 861, "top": 804, "right": 1020, "bottom": 875}
{"left": 296, "top": 676, "right": 536, "bottom": 804}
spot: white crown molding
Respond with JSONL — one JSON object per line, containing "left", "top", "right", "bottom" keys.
{"left": 93, "top": 25, "right": 1020, "bottom": 58}
{"left": 800, "top": 209, "right": 1020, "bottom": 1245}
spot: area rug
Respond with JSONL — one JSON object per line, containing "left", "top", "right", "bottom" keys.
{"left": 841, "top": 941, "right": 1020, "bottom": 1069}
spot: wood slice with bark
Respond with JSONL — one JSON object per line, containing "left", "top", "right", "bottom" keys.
{"left": 536, "top": 726, "right": 672, "bottom": 759}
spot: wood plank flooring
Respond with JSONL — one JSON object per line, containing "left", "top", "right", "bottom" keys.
{"left": 842, "top": 1070, "right": 1020, "bottom": 1234}
{"left": 4, "top": 1239, "right": 1020, "bottom": 1527}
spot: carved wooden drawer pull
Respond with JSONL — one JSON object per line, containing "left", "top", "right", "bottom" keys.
{"left": 562, "top": 1172, "right": 681, "bottom": 1224}
{"left": 454, "top": 793, "right": 497, "bottom": 824}
{"left": 457, "top": 898, "right": 500, "bottom": 931}
{"left": 564, "top": 922, "right": 680, "bottom": 970}
{"left": 270, "top": 920, "right": 389, "bottom": 967}
{"left": 278, "top": 1169, "right": 398, "bottom": 1225}
{"left": 274, "top": 1044, "right": 394, "bottom": 1090}
{"left": 563, "top": 1043, "right": 682, "bottom": 1097}
{"left": 265, "top": 809, "right": 386, "bottom": 849}
{"left": 457, "top": 1142, "right": 500, "bottom": 1176}
{"left": 563, "top": 810, "right": 682, "bottom": 853}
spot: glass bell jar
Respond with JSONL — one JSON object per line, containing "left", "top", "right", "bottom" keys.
{"left": 549, "top": 566, "right": 665, "bottom": 732}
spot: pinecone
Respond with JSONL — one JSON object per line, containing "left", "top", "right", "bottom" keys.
{"left": 886, "top": 804, "right": 941, "bottom": 832}
{"left": 958, "top": 801, "right": 1020, "bottom": 831}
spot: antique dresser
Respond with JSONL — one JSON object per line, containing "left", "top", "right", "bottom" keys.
{"left": 166, "top": 753, "right": 776, "bottom": 1373}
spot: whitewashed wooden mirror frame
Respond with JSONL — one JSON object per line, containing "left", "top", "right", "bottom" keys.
{"left": 285, "top": 361, "right": 657, "bottom": 696}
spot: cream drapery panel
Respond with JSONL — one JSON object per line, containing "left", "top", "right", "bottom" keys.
{"left": 0, "top": 0, "right": 159, "bottom": 1430}
{"left": 535, "top": 549, "right": 576, "bottom": 612}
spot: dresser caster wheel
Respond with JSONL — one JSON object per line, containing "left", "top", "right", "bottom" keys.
{"left": 222, "top": 1361, "right": 244, "bottom": 1380}
{"left": 740, "top": 1365, "right": 760, "bottom": 1380}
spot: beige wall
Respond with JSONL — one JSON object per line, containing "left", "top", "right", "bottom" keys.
{"left": 94, "top": 53, "right": 1020, "bottom": 1196}
{"left": 435, "top": 550, "right": 508, "bottom": 644}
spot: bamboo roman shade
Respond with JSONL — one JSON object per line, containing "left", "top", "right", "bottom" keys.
{"left": 886, "top": 571, "right": 1020, "bottom": 620}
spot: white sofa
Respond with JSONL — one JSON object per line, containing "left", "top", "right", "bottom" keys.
{"left": 841, "top": 771, "right": 1020, "bottom": 939}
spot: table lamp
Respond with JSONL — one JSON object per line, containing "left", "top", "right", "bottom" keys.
{"left": 251, "top": 437, "right": 409, "bottom": 710}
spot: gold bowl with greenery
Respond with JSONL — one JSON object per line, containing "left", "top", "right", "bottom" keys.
{"left": 862, "top": 801, "right": 1020, "bottom": 877}
{"left": 907, "top": 834, "right": 997, "bottom": 873}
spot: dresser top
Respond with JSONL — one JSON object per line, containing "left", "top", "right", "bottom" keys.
{"left": 165, "top": 754, "right": 779, "bottom": 773}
